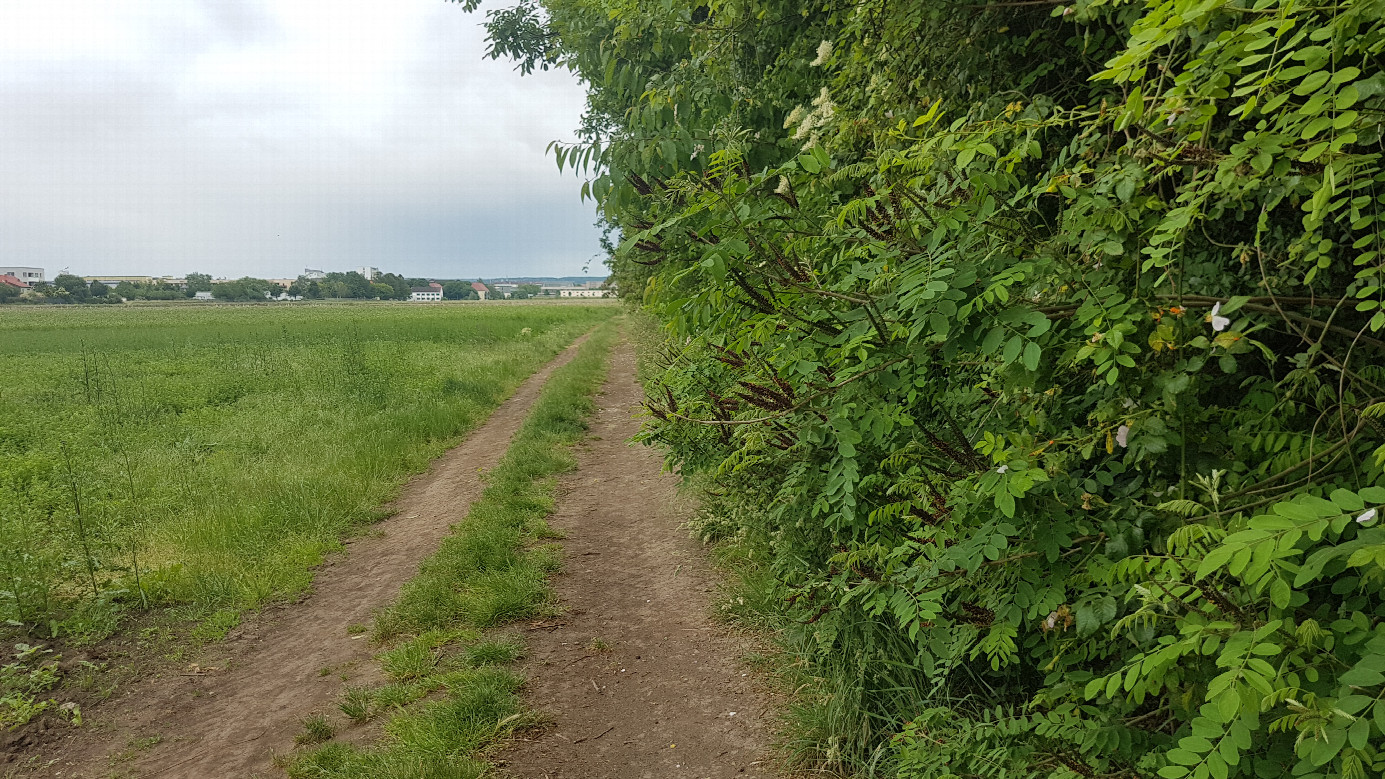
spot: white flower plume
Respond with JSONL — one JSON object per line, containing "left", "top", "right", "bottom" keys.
{"left": 810, "top": 40, "right": 833, "bottom": 67}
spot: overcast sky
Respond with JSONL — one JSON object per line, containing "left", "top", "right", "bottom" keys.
{"left": 0, "top": 0, "right": 604, "bottom": 281}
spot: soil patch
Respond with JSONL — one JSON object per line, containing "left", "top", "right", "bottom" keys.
{"left": 34, "top": 334, "right": 592, "bottom": 779}
{"left": 495, "top": 343, "right": 773, "bottom": 778}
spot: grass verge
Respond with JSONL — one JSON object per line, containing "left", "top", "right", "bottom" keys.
{"left": 284, "top": 318, "right": 621, "bottom": 779}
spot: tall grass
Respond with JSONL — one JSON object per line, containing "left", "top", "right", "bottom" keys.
{"left": 287, "top": 319, "right": 620, "bottom": 778}
{"left": 0, "top": 302, "right": 615, "bottom": 640}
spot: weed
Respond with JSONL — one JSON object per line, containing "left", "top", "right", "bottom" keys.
{"left": 465, "top": 637, "right": 524, "bottom": 666}
{"left": 109, "top": 735, "right": 162, "bottom": 765}
{"left": 380, "top": 641, "right": 436, "bottom": 683}
{"left": 370, "top": 681, "right": 430, "bottom": 711}
{"left": 339, "top": 687, "right": 371, "bottom": 724}
{"left": 586, "top": 637, "right": 613, "bottom": 653}
{"left": 294, "top": 714, "right": 334, "bottom": 746}
{"left": 190, "top": 609, "right": 239, "bottom": 643}
{"left": 345, "top": 624, "right": 367, "bottom": 635}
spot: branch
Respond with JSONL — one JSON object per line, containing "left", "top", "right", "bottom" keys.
{"left": 661, "top": 359, "right": 909, "bottom": 427}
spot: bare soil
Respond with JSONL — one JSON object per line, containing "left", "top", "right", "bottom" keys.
{"left": 495, "top": 343, "right": 773, "bottom": 779}
{"left": 36, "top": 335, "right": 592, "bottom": 779}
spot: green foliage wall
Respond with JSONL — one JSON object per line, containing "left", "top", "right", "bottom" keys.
{"left": 477, "top": 0, "right": 1385, "bottom": 775}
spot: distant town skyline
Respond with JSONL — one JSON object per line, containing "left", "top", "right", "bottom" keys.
{"left": 0, "top": 0, "right": 605, "bottom": 280}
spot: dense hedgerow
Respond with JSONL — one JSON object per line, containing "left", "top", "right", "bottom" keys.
{"left": 473, "top": 0, "right": 1385, "bottom": 776}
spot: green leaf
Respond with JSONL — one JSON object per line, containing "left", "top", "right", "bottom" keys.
{"left": 1330, "top": 489, "right": 1365, "bottom": 512}
{"left": 1022, "top": 341, "right": 1040, "bottom": 371}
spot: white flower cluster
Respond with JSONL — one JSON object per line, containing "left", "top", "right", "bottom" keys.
{"left": 810, "top": 39, "right": 833, "bottom": 67}
{"left": 784, "top": 87, "right": 836, "bottom": 148}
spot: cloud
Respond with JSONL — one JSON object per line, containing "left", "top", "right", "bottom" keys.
{"left": 0, "top": 0, "right": 602, "bottom": 279}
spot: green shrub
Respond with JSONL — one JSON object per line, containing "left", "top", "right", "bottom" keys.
{"left": 477, "top": 0, "right": 1385, "bottom": 775}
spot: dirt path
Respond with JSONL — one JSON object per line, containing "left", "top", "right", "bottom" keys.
{"left": 41, "top": 334, "right": 593, "bottom": 779}
{"left": 495, "top": 343, "right": 773, "bottom": 779}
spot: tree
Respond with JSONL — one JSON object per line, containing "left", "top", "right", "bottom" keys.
{"left": 88, "top": 280, "right": 108, "bottom": 298}
{"left": 441, "top": 281, "right": 475, "bottom": 300}
{"left": 211, "top": 277, "right": 273, "bottom": 302}
{"left": 370, "top": 283, "right": 397, "bottom": 299}
{"left": 184, "top": 273, "right": 213, "bottom": 297}
{"left": 376, "top": 272, "right": 411, "bottom": 300}
{"left": 53, "top": 274, "right": 87, "bottom": 294}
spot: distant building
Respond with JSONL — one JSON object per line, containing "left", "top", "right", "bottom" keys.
{"left": 491, "top": 282, "right": 518, "bottom": 298}
{"left": 267, "top": 278, "right": 296, "bottom": 289}
{"left": 303, "top": 268, "right": 326, "bottom": 280}
{"left": 410, "top": 283, "right": 443, "bottom": 302}
{"left": 557, "top": 287, "right": 607, "bottom": 298}
{"left": 82, "top": 275, "right": 189, "bottom": 289}
{"left": 0, "top": 267, "right": 44, "bottom": 285}
{"left": 0, "top": 275, "right": 30, "bottom": 289}
{"left": 358, "top": 266, "right": 380, "bottom": 281}
{"left": 85, "top": 275, "right": 153, "bottom": 287}
{"left": 193, "top": 291, "right": 214, "bottom": 301}
{"left": 471, "top": 281, "right": 489, "bottom": 300}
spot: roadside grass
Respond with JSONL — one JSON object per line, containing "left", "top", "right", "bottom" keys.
{"left": 286, "top": 319, "right": 620, "bottom": 779}
{"left": 0, "top": 303, "right": 615, "bottom": 634}
{"left": 0, "top": 303, "right": 614, "bottom": 732}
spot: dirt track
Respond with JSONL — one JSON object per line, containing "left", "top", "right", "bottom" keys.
{"left": 496, "top": 343, "right": 772, "bottom": 778}
{"left": 38, "top": 335, "right": 774, "bottom": 778}
{"left": 42, "top": 335, "right": 591, "bottom": 778}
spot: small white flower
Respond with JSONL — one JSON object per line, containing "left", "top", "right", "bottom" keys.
{"left": 783, "top": 105, "right": 806, "bottom": 130}
{"left": 1358, "top": 508, "right": 1378, "bottom": 525}
{"left": 1210, "top": 302, "right": 1231, "bottom": 332}
{"left": 775, "top": 176, "right": 791, "bottom": 195}
{"left": 690, "top": 143, "right": 705, "bottom": 160}
{"left": 810, "top": 40, "right": 833, "bottom": 67}
{"left": 997, "top": 465, "right": 1009, "bottom": 474}
{"left": 1115, "top": 425, "right": 1130, "bottom": 448}
{"left": 1061, "top": 5, "right": 1074, "bottom": 14}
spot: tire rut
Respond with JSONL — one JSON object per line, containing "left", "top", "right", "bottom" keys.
{"left": 495, "top": 342, "right": 774, "bottom": 779}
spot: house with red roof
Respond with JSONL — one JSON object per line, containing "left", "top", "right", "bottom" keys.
{"left": 470, "top": 281, "right": 489, "bottom": 300}
{"left": 0, "top": 275, "right": 30, "bottom": 290}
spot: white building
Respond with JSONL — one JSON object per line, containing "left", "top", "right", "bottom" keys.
{"left": 410, "top": 283, "right": 444, "bottom": 301}
{"left": 193, "top": 291, "right": 214, "bottom": 300}
{"left": 0, "top": 267, "right": 45, "bottom": 285}
{"left": 303, "top": 268, "right": 327, "bottom": 280}
{"left": 558, "top": 287, "right": 607, "bottom": 298}
{"left": 357, "top": 266, "right": 380, "bottom": 281}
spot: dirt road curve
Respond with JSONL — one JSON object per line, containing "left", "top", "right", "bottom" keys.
{"left": 496, "top": 343, "right": 772, "bottom": 779}
{"left": 43, "top": 335, "right": 592, "bottom": 779}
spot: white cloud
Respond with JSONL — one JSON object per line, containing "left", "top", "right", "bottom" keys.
{"left": 0, "top": 0, "right": 602, "bottom": 279}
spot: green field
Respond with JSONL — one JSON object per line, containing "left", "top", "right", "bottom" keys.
{"left": 0, "top": 302, "right": 614, "bottom": 643}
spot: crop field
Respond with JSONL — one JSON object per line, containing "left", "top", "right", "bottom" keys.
{"left": 0, "top": 302, "right": 614, "bottom": 644}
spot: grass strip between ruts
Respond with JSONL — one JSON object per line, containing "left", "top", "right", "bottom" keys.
{"left": 284, "top": 319, "right": 621, "bottom": 779}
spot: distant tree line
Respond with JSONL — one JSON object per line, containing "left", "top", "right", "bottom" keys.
{"left": 1, "top": 271, "right": 513, "bottom": 304}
